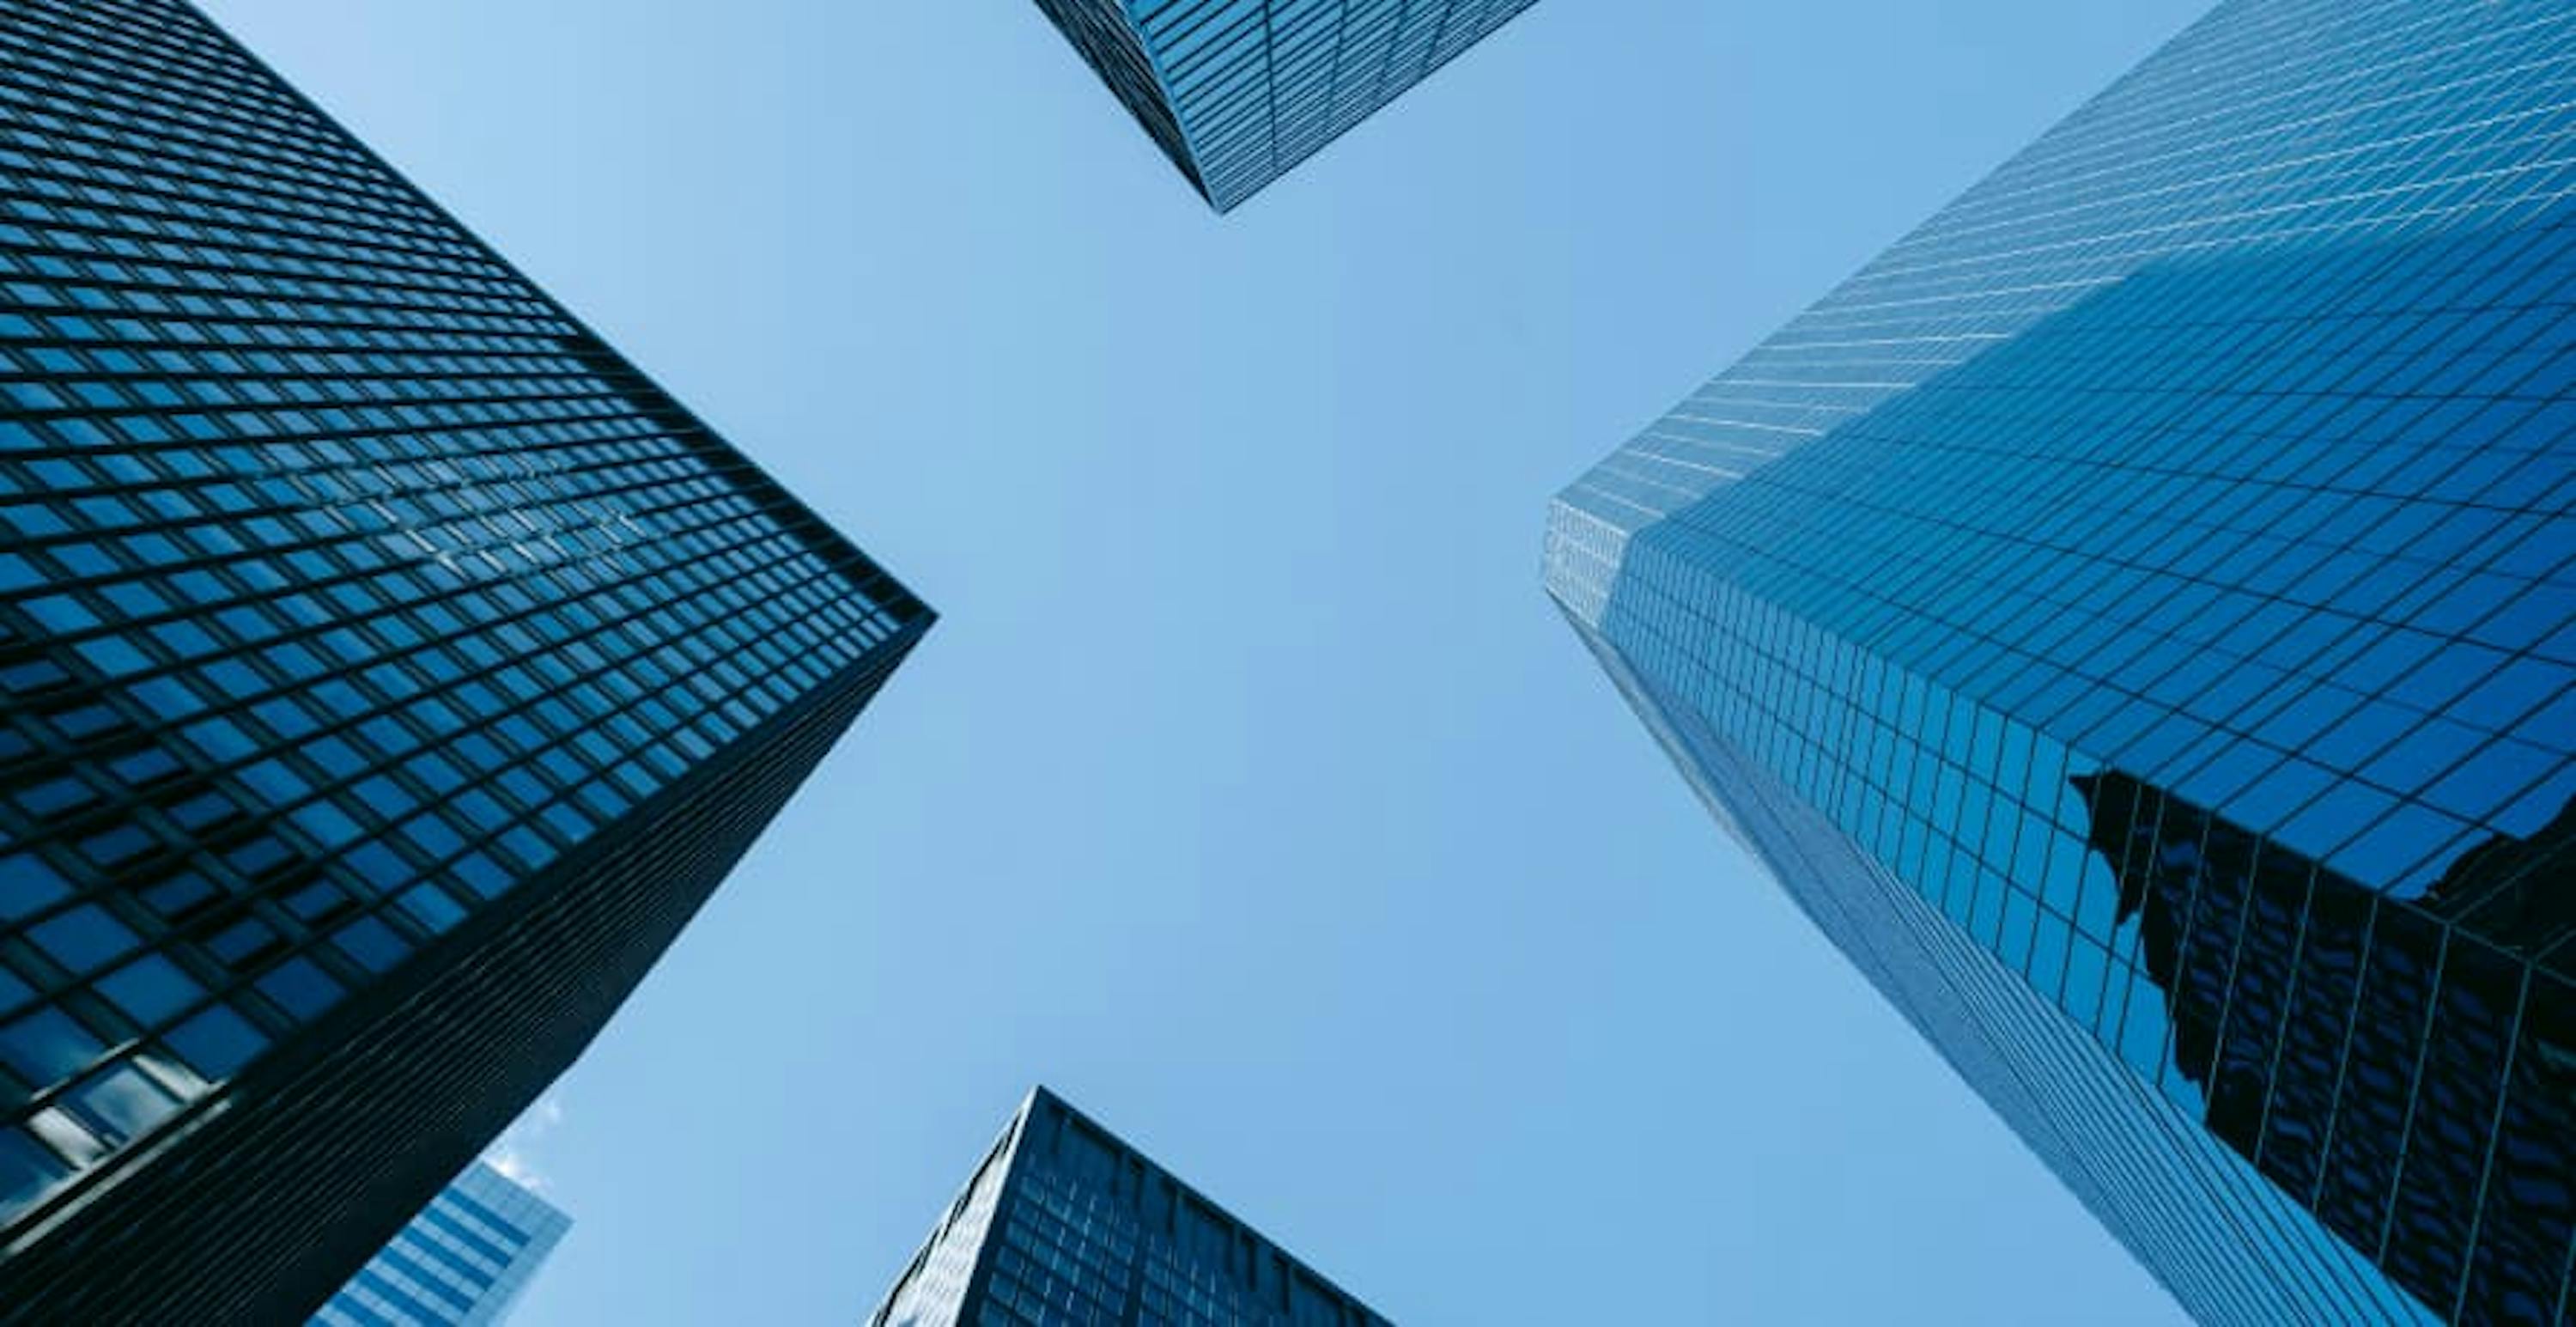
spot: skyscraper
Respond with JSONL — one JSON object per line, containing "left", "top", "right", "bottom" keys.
{"left": 1027, "top": 0, "right": 1539, "bottom": 212}
{"left": 1546, "top": 1, "right": 2574, "bottom": 1322}
{"left": 0, "top": 0, "right": 931, "bottom": 1318}
{"left": 868, "top": 1087, "right": 1390, "bottom": 1327}
{"left": 314, "top": 1160, "right": 571, "bottom": 1327}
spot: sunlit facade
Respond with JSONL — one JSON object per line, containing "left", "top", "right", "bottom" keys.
{"left": 869, "top": 1087, "right": 1390, "bottom": 1327}
{"left": 314, "top": 1161, "right": 570, "bottom": 1326}
{"left": 1027, "top": 0, "right": 1540, "bottom": 211}
{"left": 0, "top": 0, "right": 931, "bottom": 1318}
{"left": 1547, "top": 1, "right": 2576, "bottom": 1321}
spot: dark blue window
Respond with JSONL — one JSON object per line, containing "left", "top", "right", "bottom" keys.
{"left": 27, "top": 905, "right": 142, "bottom": 976}
{"left": 0, "top": 1008, "right": 104, "bottom": 1087}
{"left": 95, "top": 955, "right": 202, "bottom": 1027}
{"left": 254, "top": 959, "right": 344, "bottom": 1023}
{"left": 162, "top": 1005, "right": 266, "bottom": 1080}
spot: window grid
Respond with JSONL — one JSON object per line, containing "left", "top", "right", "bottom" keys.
{"left": 1030, "top": 0, "right": 1539, "bottom": 210}
{"left": 0, "top": 0, "right": 927, "bottom": 1263}
{"left": 1546, "top": 0, "right": 2576, "bottom": 1320}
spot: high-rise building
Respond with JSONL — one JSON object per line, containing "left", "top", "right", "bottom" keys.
{"left": 0, "top": 0, "right": 931, "bottom": 1318}
{"left": 868, "top": 1087, "right": 1389, "bottom": 1327}
{"left": 1546, "top": 1, "right": 2574, "bottom": 1322}
{"left": 314, "top": 1160, "right": 571, "bottom": 1327}
{"left": 1027, "top": 0, "right": 1539, "bottom": 212}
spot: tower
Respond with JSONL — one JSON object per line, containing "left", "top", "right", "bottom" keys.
{"left": 869, "top": 1087, "right": 1389, "bottom": 1327}
{"left": 1546, "top": 1, "right": 2576, "bottom": 1319}
{"left": 1027, "top": 0, "right": 1540, "bottom": 211}
{"left": 0, "top": 0, "right": 931, "bottom": 1316}
{"left": 314, "top": 1161, "right": 571, "bottom": 1326}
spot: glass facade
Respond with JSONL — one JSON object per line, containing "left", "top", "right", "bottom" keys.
{"left": 1026, "top": 0, "right": 1540, "bottom": 211}
{"left": 0, "top": 0, "right": 931, "bottom": 1318}
{"left": 314, "top": 1160, "right": 571, "bottom": 1327}
{"left": 1546, "top": 1, "right": 2576, "bottom": 1322}
{"left": 868, "top": 1087, "right": 1391, "bottom": 1327}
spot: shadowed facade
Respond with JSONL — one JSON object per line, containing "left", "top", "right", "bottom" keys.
{"left": 869, "top": 1087, "right": 1390, "bottom": 1327}
{"left": 0, "top": 0, "right": 931, "bottom": 1317}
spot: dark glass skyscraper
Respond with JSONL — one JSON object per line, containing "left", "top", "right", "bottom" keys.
{"left": 1027, "top": 0, "right": 1539, "bottom": 212}
{"left": 1547, "top": 1, "right": 2575, "bottom": 1322}
{"left": 0, "top": 0, "right": 930, "bottom": 1318}
{"left": 868, "top": 1087, "right": 1390, "bottom": 1327}
{"left": 314, "top": 1160, "right": 570, "bottom": 1326}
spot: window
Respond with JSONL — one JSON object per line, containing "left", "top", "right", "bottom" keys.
{"left": 0, "top": 1007, "right": 105, "bottom": 1087}
{"left": 330, "top": 916, "right": 410, "bottom": 974}
{"left": 396, "top": 884, "right": 465, "bottom": 935}
{"left": 0, "top": 1126, "right": 70, "bottom": 1219}
{"left": 161, "top": 1004, "right": 265, "bottom": 1080}
{"left": 27, "top": 904, "right": 141, "bottom": 975}
{"left": 253, "top": 958, "right": 343, "bottom": 1022}
{"left": 60, "top": 1062, "right": 179, "bottom": 1147}
{"left": 0, "top": 853, "right": 71, "bottom": 922}
{"left": 95, "top": 953, "right": 202, "bottom": 1026}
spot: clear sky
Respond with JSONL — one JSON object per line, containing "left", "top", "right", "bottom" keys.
{"left": 197, "top": 2, "right": 2212, "bottom": 1321}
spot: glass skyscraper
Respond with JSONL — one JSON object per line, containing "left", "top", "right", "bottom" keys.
{"left": 1027, "top": 0, "right": 1539, "bottom": 212}
{"left": 1546, "top": 1, "right": 2574, "bottom": 1322}
{"left": 0, "top": 0, "right": 930, "bottom": 1318}
{"left": 315, "top": 1160, "right": 570, "bottom": 1327}
{"left": 868, "top": 1087, "right": 1390, "bottom": 1327}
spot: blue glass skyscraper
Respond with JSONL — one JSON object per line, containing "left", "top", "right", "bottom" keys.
{"left": 1027, "top": 0, "right": 1539, "bottom": 211}
{"left": 315, "top": 1161, "right": 570, "bottom": 1327}
{"left": 0, "top": 0, "right": 929, "bottom": 1318}
{"left": 869, "top": 1087, "right": 1390, "bottom": 1327}
{"left": 1547, "top": 1, "right": 2575, "bottom": 1322}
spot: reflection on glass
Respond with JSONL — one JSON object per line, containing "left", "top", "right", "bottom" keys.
{"left": 2076, "top": 770, "right": 2573, "bottom": 1321}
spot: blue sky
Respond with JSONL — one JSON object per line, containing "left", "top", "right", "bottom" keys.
{"left": 200, "top": 1, "right": 2209, "bottom": 1321}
